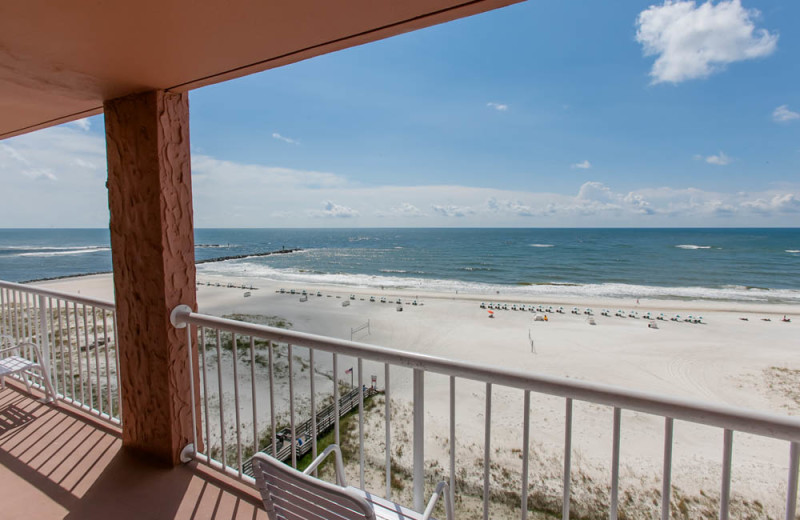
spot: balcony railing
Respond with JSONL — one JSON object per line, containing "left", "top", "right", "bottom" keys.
{"left": 2, "top": 278, "right": 798, "bottom": 519}
{"left": 0, "top": 280, "right": 121, "bottom": 424}
{"left": 170, "top": 306, "right": 800, "bottom": 520}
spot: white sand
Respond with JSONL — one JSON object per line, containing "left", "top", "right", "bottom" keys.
{"left": 36, "top": 273, "right": 800, "bottom": 518}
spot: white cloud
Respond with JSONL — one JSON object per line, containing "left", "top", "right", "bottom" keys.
{"left": 432, "top": 204, "right": 475, "bottom": 217}
{"left": 309, "top": 200, "right": 360, "bottom": 218}
{"left": 272, "top": 132, "right": 300, "bottom": 145}
{"left": 572, "top": 160, "right": 592, "bottom": 169}
{"left": 0, "top": 118, "right": 108, "bottom": 226}
{"left": 487, "top": 198, "right": 535, "bottom": 216}
{"left": 773, "top": 105, "right": 800, "bottom": 123}
{"left": 69, "top": 118, "right": 91, "bottom": 131}
{"left": 2, "top": 125, "right": 798, "bottom": 227}
{"left": 487, "top": 102, "right": 508, "bottom": 112}
{"left": 635, "top": 0, "right": 778, "bottom": 84}
{"left": 705, "top": 151, "right": 732, "bottom": 165}
{"left": 381, "top": 203, "right": 425, "bottom": 217}
{"left": 192, "top": 155, "right": 345, "bottom": 188}
{"left": 741, "top": 193, "right": 800, "bottom": 213}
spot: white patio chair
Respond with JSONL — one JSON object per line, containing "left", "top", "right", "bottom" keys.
{"left": 0, "top": 334, "right": 56, "bottom": 402}
{"left": 252, "top": 444, "right": 454, "bottom": 520}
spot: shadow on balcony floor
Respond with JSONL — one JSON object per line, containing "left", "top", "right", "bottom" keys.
{"left": 0, "top": 384, "right": 268, "bottom": 520}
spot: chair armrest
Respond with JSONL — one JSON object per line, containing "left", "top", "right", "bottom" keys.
{"left": 303, "top": 444, "right": 348, "bottom": 487}
{"left": 422, "top": 481, "right": 454, "bottom": 520}
{"left": 0, "top": 345, "right": 22, "bottom": 356}
{"left": 0, "top": 341, "right": 41, "bottom": 361}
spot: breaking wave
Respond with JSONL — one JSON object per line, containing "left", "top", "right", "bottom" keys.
{"left": 16, "top": 247, "right": 110, "bottom": 257}
{"left": 199, "top": 262, "right": 800, "bottom": 304}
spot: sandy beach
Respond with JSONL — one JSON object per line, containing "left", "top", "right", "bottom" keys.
{"left": 37, "top": 272, "right": 800, "bottom": 518}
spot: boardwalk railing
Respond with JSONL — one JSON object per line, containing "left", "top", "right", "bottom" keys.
{"left": 241, "top": 386, "right": 380, "bottom": 477}
{"left": 0, "top": 280, "right": 120, "bottom": 424}
{"left": 171, "top": 306, "right": 800, "bottom": 520}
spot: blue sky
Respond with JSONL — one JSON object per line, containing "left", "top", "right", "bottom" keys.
{"left": 1, "top": 0, "right": 798, "bottom": 227}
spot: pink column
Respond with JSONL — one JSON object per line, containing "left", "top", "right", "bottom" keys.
{"left": 105, "top": 90, "right": 200, "bottom": 465}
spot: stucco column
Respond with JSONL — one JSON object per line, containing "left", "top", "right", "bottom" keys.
{"left": 104, "top": 90, "right": 200, "bottom": 465}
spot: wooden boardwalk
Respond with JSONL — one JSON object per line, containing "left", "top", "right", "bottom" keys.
{"left": 242, "top": 386, "right": 380, "bottom": 476}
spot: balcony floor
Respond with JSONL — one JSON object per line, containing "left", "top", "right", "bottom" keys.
{"left": 0, "top": 383, "right": 268, "bottom": 520}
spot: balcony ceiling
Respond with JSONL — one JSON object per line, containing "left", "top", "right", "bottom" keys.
{"left": 0, "top": 0, "right": 519, "bottom": 140}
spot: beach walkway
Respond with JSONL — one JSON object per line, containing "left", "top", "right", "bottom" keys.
{"left": 242, "top": 385, "right": 380, "bottom": 476}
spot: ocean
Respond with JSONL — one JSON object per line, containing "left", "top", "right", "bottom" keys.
{"left": 1, "top": 228, "right": 799, "bottom": 303}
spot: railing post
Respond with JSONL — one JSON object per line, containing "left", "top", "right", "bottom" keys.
{"left": 787, "top": 442, "right": 799, "bottom": 520}
{"left": 36, "top": 295, "right": 50, "bottom": 373}
{"left": 413, "top": 368, "right": 425, "bottom": 512}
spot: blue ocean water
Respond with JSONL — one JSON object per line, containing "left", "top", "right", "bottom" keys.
{"left": 1, "top": 228, "right": 799, "bottom": 303}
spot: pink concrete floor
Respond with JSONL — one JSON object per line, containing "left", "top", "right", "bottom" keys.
{"left": 0, "top": 383, "right": 268, "bottom": 520}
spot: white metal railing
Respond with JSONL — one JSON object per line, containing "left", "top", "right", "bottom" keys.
{"left": 171, "top": 306, "right": 800, "bottom": 520}
{"left": 0, "top": 280, "right": 121, "bottom": 424}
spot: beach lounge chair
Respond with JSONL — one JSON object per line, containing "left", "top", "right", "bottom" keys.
{"left": 252, "top": 445, "right": 454, "bottom": 520}
{"left": 0, "top": 335, "right": 55, "bottom": 401}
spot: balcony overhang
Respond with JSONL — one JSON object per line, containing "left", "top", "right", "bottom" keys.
{"left": 0, "top": 0, "right": 520, "bottom": 140}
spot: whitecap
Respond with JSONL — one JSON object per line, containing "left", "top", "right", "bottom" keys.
{"left": 787, "top": 250, "right": 800, "bottom": 254}
{"left": 530, "top": 244, "right": 554, "bottom": 248}
{"left": 198, "top": 262, "right": 800, "bottom": 304}
{"left": 17, "top": 247, "right": 110, "bottom": 257}
{"left": 675, "top": 244, "right": 712, "bottom": 250}
{"left": 2, "top": 245, "right": 106, "bottom": 251}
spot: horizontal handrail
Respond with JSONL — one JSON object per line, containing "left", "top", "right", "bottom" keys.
{"left": 172, "top": 307, "right": 800, "bottom": 443}
{"left": 0, "top": 280, "right": 115, "bottom": 311}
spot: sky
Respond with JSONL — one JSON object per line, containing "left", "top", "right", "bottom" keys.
{"left": 1, "top": 0, "right": 798, "bottom": 228}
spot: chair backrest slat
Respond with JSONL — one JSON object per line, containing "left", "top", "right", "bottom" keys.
{"left": 265, "top": 466, "right": 369, "bottom": 518}
{"left": 252, "top": 453, "right": 375, "bottom": 520}
{"left": 268, "top": 495, "right": 330, "bottom": 520}
{"left": 266, "top": 478, "right": 359, "bottom": 520}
